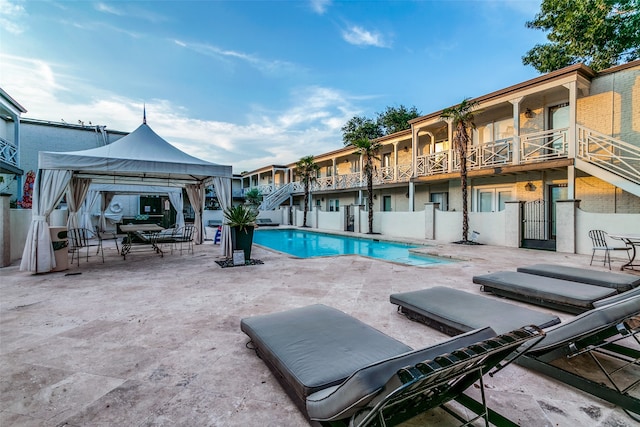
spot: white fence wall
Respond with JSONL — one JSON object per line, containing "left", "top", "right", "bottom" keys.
{"left": 378, "top": 211, "right": 425, "bottom": 239}
{"left": 576, "top": 208, "right": 640, "bottom": 255}
{"left": 434, "top": 210, "right": 462, "bottom": 242}
{"left": 10, "top": 209, "right": 31, "bottom": 262}
{"left": 317, "top": 209, "right": 342, "bottom": 231}
{"left": 468, "top": 211, "right": 507, "bottom": 246}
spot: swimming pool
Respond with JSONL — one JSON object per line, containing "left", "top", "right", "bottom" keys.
{"left": 253, "top": 229, "right": 450, "bottom": 267}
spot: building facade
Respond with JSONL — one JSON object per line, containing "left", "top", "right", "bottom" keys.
{"left": 241, "top": 61, "right": 640, "bottom": 251}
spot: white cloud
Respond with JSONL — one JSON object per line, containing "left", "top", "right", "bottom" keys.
{"left": 0, "top": 0, "right": 26, "bottom": 34}
{"left": 173, "top": 39, "right": 301, "bottom": 75}
{"left": 95, "top": 2, "right": 167, "bottom": 23}
{"left": 0, "top": 54, "right": 360, "bottom": 172}
{"left": 310, "top": 0, "right": 331, "bottom": 15}
{"left": 342, "top": 25, "right": 389, "bottom": 48}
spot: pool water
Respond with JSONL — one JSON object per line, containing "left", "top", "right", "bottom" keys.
{"left": 253, "top": 229, "right": 450, "bottom": 267}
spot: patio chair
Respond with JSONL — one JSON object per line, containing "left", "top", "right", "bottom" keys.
{"left": 68, "top": 227, "right": 104, "bottom": 266}
{"left": 391, "top": 288, "right": 640, "bottom": 421}
{"left": 170, "top": 224, "right": 195, "bottom": 254}
{"left": 241, "top": 304, "right": 544, "bottom": 426}
{"left": 96, "top": 228, "right": 119, "bottom": 253}
{"left": 589, "top": 229, "right": 632, "bottom": 270}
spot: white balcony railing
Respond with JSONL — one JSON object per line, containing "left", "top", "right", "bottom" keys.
{"left": 578, "top": 125, "right": 640, "bottom": 185}
{"left": 520, "top": 128, "right": 568, "bottom": 163}
{"left": 416, "top": 152, "right": 448, "bottom": 176}
{"left": 0, "top": 136, "right": 18, "bottom": 168}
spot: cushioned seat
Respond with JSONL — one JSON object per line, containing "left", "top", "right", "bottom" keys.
{"left": 473, "top": 271, "right": 617, "bottom": 314}
{"left": 517, "top": 264, "right": 640, "bottom": 292}
{"left": 241, "top": 304, "right": 543, "bottom": 425}
{"left": 390, "top": 286, "right": 561, "bottom": 335}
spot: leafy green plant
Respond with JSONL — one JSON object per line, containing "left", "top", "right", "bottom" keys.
{"left": 223, "top": 204, "right": 258, "bottom": 231}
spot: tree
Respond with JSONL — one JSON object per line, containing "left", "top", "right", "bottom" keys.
{"left": 342, "top": 116, "right": 383, "bottom": 234}
{"left": 440, "top": 98, "right": 478, "bottom": 243}
{"left": 244, "top": 188, "right": 262, "bottom": 213}
{"left": 376, "top": 105, "right": 422, "bottom": 135}
{"left": 523, "top": 0, "right": 640, "bottom": 72}
{"left": 295, "top": 155, "right": 320, "bottom": 227}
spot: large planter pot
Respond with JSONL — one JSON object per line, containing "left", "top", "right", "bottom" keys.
{"left": 232, "top": 225, "right": 254, "bottom": 261}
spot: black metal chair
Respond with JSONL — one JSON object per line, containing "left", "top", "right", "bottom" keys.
{"left": 96, "top": 228, "right": 119, "bottom": 253}
{"left": 68, "top": 228, "right": 104, "bottom": 266}
{"left": 589, "top": 229, "right": 632, "bottom": 270}
{"left": 171, "top": 224, "right": 195, "bottom": 255}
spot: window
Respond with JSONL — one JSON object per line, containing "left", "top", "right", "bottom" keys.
{"left": 329, "top": 199, "right": 339, "bottom": 212}
{"left": 430, "top": 192, "right": 449, "bottom": 211}
{"left": 382, "top": 153, "right": 391, "bottom": 167}
{"left": 474, "top": 117, "right": 514, "bottom": 144}
{"left": 473, "top": 186, "right": 513, "bottom": 212}
{"left": 383, "top": 195, "right": 392, "bottom": 212}
{"left": 326, "top": 166, "right": 333, "bottom": 177}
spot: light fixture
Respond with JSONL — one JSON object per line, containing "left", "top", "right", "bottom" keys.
{"left": 524, "top": 108, "right": 534, "bottom": 119}
{"left": 524, "top": 182, "right": 535, "bottom": 192}
{"left": 373, "top": 194, "right": 377, "bottom": 200}
{"left": 404, "top": 146, "right": 409, "bottom": 152}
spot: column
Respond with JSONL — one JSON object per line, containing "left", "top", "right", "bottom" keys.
{"left": 408, "top": 182, "right": 415, "bottom": 212}
{"left": 509, "top": 97, "right": 522, "bottom": 165}
{"left": 424, "top": 202, "right": 436, "bottom": 240}
{"left": 564, "top": 81, "right": 577, "bottom": 159}
{"left": 0, "top": 194, "right": 10, "bottom": 267}
{"left": 555, "top": 199, "right": 580, "bottom": 254}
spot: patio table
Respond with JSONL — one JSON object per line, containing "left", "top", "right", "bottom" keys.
{"left": 608, "top": 233, "right": 640, "bottom": 271}
{"left": 120, "top": 224, "right": 165, "bottom": 259}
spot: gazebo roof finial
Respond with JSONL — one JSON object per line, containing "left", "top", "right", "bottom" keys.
{"left": 143, "top": 103, "right": 147, "bottom": 124}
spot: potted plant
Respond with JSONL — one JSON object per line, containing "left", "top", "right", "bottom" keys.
{"left": 223, "top": 204, "right": 258, "bottom": 261}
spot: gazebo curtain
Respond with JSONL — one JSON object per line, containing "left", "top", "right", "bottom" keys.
{"left": 168, "top": 190, "right": 185, "bottom": 229}
{"left": 99, "top": 192, "right": 116, "bottom": 231}
{"left": 79, "top": 189, "right": 101, "bottom": 234}
{"left": 66, "top": 177, "right": 91, "bottom": 232}
{"left": 20, "top": 169, "right": 72, "bottom": 273}
{"left": 213, "top": 177, "right": 233, "bottom": 258}
{"left": 185, "top": 184, "right": 204, "bottom": 245}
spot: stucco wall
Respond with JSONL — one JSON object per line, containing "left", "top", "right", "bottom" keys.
{"left": 377, "top": 211, "right": 425, "bottom": 239}
{"left": 576, "top": 208, "right": 640, "bottom": 256}
{"left": 10, "top": 209, "right": 31, "bottom": 262}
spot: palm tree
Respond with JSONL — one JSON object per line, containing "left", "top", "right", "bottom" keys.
{"left": 244, "top": 188, "right": 262, "bottom": 213}
{"left": 295, "top": 155, "right": 319, "bottom": 227}
{"left": 440, "top": 98, "right": 478, "bottom": 243}
{"left": 342, "top": 116, "right": 383, "bottom": 234}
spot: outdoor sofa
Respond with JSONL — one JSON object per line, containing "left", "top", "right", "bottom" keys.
{"left": 390, "top": 287, "right": 640, "bottom": 420}
{"left": 240, "top": 304, "right": 543, "bottom": 426}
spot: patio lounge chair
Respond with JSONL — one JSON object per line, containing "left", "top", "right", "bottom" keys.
{"left": 390, "top": 288, "right": 640, "bottom": 420}
{"left": 240, "top": 304, "right": 544, "bottom": 427}
{"left": 473, "top": 271, "right": 617, "bottom": 314}
{"left": 516, "top": 264, "right": 640, "bottom": 292}
{"left": 390, "top": 286, "right": 561, "bottom": 336}
{"left": 256, "top": 218, "right": 279, "bottom": 226}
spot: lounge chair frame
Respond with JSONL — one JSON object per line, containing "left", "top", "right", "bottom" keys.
{"left": 344, "top": 327, "right": 544, "bottom": 427}
{"left": 518, "top": 316, "right": 640, "bottom": 421}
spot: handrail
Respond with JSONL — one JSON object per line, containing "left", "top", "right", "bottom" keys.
{"left": 520, "top": 128, "right": 568, "bottom": 162}
{"left": 577, "top": 125, "right": 640, "bottom": 185}
{"left": 0, "top": 136, "right": 18, "bottom": 168}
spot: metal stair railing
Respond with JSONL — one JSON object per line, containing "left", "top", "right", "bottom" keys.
{"left": 577, "top": 125, "right": 640, "bottom": 185}
{"left": 259, "top": 182, "right": 293, "bottom": 211}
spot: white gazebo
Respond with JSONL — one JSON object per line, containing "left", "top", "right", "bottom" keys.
{"left": 20, "top": 120, "right": 233, "bottom": 273}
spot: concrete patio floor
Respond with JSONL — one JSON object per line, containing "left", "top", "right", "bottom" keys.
{"left": 1, "top": 231, "right": 639, "bottom": 426}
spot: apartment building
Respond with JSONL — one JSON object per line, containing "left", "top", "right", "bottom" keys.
{"left": 242, "top": 61, "right": 640, "bottom": 251}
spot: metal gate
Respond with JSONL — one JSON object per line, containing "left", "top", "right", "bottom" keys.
{"left": 345, "top": 205, "right": 355, "bottom": 232}
{"left": 521, "top": 199, "right": 556, "bottom": 251}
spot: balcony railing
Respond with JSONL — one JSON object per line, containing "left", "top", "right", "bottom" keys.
{"left": 520, "top": 128, "right": 568, "bottom": 163}
{"left": 416, "top": 152, "right": 448, "bottom": 176}
{"left": 577, "top": 125, "right": 640, "bottom": 185}
{"left": 0, "top": 136, "right": 18, "bottom": 168}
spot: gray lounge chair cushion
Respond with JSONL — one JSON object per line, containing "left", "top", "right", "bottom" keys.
{"left": 517, "top": 264, "right": 640, "bottom": 292}
{"left": 474, "top": 271, "right": 617, "bottom": 313}
{"left": 592, "top": 286, "right": 640, "bottom": 308}
{"left": 240, "top": 304, "right": 413, "bottom": 404}
{"left": 390, "top": 286, "right": 561, "bottom": 335}
{"left": 305, "top": 327, "right": 496, "bottom": 421}
{"left": 530, "top": 295, "right": 640, "bottom": 352}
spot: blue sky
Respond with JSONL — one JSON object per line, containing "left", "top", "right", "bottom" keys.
{"left": 0, "top": 0, "right": 545, "bottom": 172}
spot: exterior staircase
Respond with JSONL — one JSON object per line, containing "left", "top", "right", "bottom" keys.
{"left": 259, "top": 183, "right": 293, "bottom": 211}
{"left": 576, "top": 125, "right": 640, "bottom": 197}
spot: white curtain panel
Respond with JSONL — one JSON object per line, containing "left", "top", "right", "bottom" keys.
{"left": 20, "top": 169, "right": 72, "bottom": 273}
{"left": 66, "top": 177, "right": 91, "bottom": 232}
{"left": 79, "top": 189, "right": 100, "bottom": 234}
{"left": 185, "top": 184, "right": 204, "bottom": 245}
{"left": 100, "top": 192, "right": 116, "bottom": 231}
{"left": 213, "top": 177, "right": 233, "bottom": 258}
{"left": 168, "top": 190, "right": 185, "bottom": 229}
